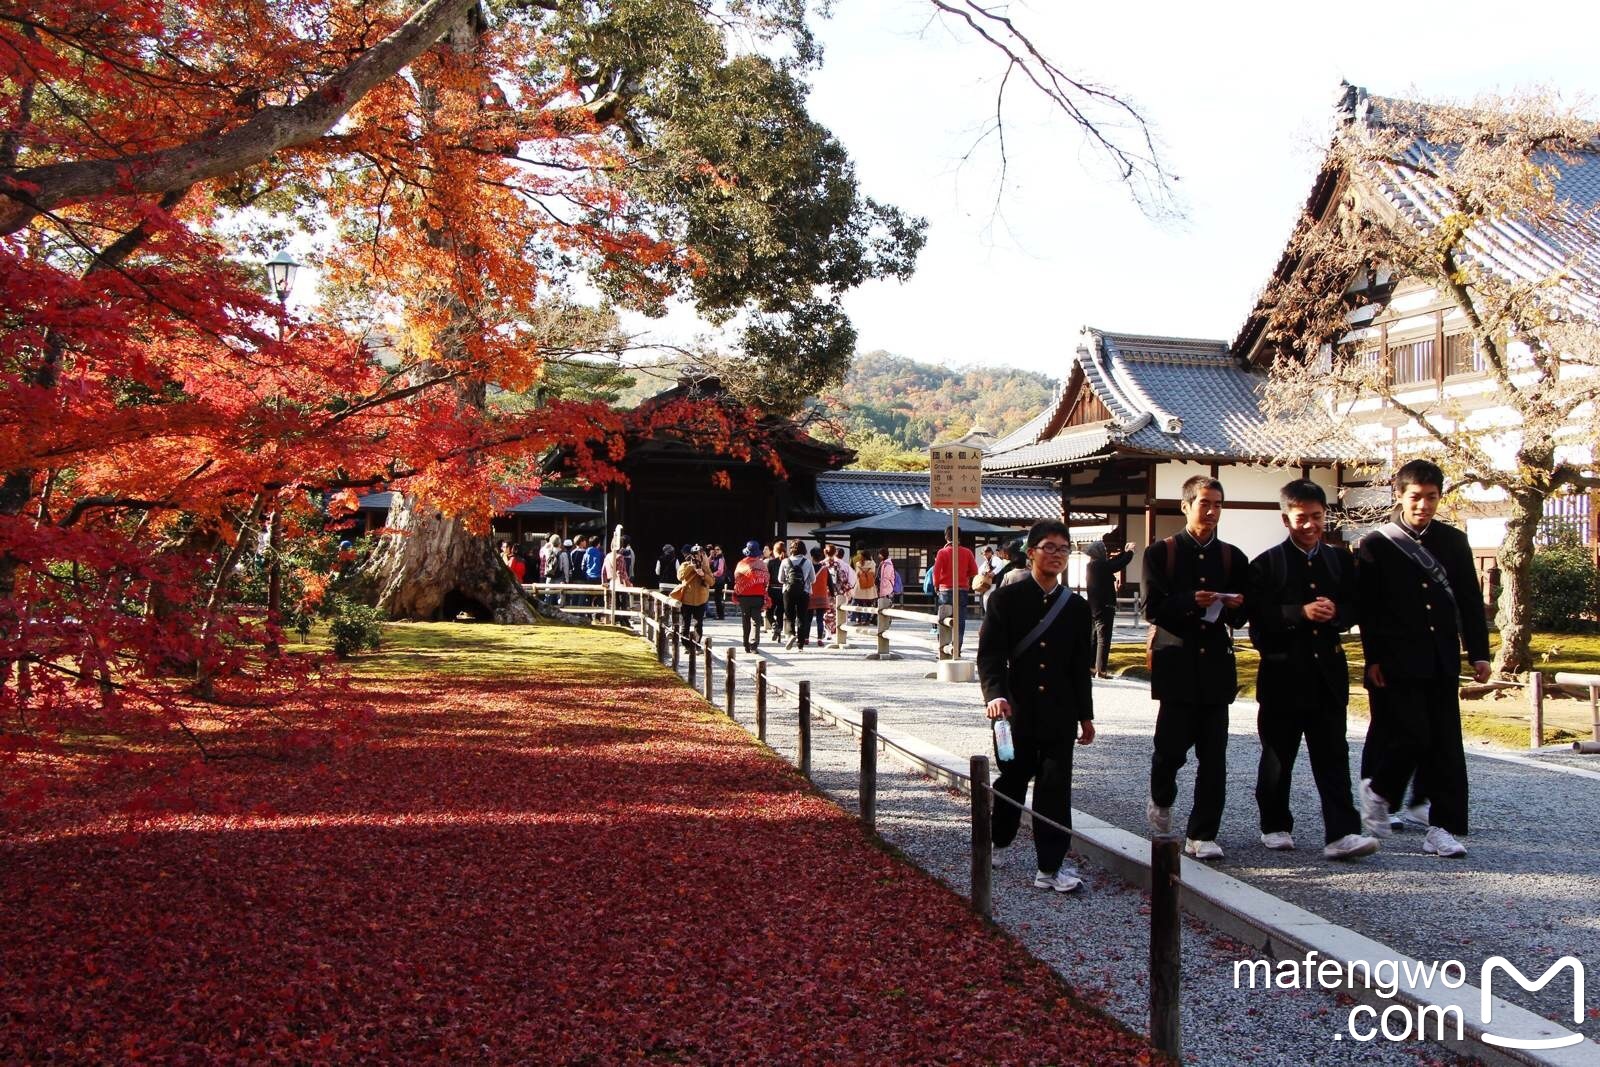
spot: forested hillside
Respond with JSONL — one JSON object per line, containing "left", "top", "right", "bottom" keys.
{"left": 613, "top": 349, "right": 1057, "bottom": 459}
{"left": 820, "top": 351, "right": 1056, "bottom": 449}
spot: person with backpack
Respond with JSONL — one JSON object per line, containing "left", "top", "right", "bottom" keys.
{"left": 1354, "top": 459, "right": 1491, "bottom": 860}
{"left": 976, "top": 519, "right": 1095, "bottom": 894}
{"left": 808, "top": 545, "right": 832, "bottom": 644}
{"left": 778, "top": 540, "right": 815, "bottom": 650}
{"left": 1249, "top": 480, "right": 1379, "bottom": 862}
{"left": 851, "top": 550, "right": 876, "bottom": 625}
{"left": 1142, "top": 475, "right": 1249, "bottom": 862}
{"left": 733, "top": 540, "right": 771, "bottom": 653}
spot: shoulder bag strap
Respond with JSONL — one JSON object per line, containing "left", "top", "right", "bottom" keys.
{"left": 1011, "top": 586, "right": 1073, "bottom": 661}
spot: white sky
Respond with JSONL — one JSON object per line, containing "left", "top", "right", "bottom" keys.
{"left": 635, "top": 0, "right": 1600, "bottom": 379}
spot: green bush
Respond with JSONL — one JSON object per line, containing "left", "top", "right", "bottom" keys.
{"left": 328, "top": 601, "right": 384, "bottom": 658}
{"left": 1528, "top": 540, "right": 1600, "bottom": 631}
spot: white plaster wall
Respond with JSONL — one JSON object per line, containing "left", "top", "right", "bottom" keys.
{"left": 1154, "top": 461, "right": 1288, "bottom": 503}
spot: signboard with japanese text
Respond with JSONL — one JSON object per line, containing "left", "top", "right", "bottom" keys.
{"left": 929, "top": 445, "right": 983, "bottom": 509}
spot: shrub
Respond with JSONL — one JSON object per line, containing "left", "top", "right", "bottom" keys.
{"left": 328, "top": 601, "right": 384, "bottom": 658}
{"left": 1528, "top": 540, "right": 1600, "bottom": 631}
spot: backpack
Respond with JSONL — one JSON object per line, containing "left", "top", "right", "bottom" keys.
{"left": 891, "top": 564, "right": 904, "bottom": 597}
{"left": 1145, "top": 536, "right": 1234, "bottom": 669}
{"left": 921, "top": 565, "right": 935, "bottom": 595}
{"left": 811, "top": 566, "right": 832, "bottom": 601}
{"left": 784, "top": 557, "right": 810, "bottom": 594}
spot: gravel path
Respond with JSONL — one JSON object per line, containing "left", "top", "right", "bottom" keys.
{"left": 650, "top": 612, "right": 1526, "bottom": 1065}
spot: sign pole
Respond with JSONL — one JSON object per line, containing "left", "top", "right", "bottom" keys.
{"left": 951, "top": 504, "right": 962, "bottom": 660}
{"left": 930, "top": 436, "right": 983, "bottom": 684}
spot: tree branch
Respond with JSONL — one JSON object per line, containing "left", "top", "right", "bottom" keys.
{"left": 0, "top": 0, "right": 479, "bottom": 235}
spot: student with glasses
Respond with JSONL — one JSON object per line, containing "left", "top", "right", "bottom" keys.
{"left": 976, "top": 520, "right": 1096, "bottom": 894}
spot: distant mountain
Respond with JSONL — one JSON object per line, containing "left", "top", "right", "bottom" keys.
{"left": 819, "top": 350, "right": 1056, "bottom": 451}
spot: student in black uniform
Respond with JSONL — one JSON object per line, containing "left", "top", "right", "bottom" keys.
{"left": 1143, "top": 475, "right": 1249, "bottom": 861}
{"left": 1248, "top": 480, "right": 1378, "bottom": 861}
{"left": 1355, "top": 459, "right": 1491, "bottom": 859}
{"left": 976, "top": 520, "right": 1095, "bottom": 893}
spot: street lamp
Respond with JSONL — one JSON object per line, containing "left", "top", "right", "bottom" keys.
{"left": 264, "top": 248, "right": 301, "bottom": 305}
{"left": 260, "top": 248, "right": 301, "bottom": 634}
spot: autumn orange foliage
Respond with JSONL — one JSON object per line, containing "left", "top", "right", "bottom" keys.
{"left": 0, "top": 1, "right": 789, "bottom": 808}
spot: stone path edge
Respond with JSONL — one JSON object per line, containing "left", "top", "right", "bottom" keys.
{"left": 800, "top": 688, "right": 1599, "bottom": 1067}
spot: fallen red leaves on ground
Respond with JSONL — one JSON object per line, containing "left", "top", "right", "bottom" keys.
{"left": 2, "top": 660, "right": 1153, "bottom": 1064}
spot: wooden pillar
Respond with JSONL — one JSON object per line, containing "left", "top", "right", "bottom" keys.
{"left": 1143, "top": 462, "right": 1158, "bottom": 550}
{"left": 1150, "top": 833, "right": 1183, "bottom": 1059}
{"left": 970, "top": 754, "right": 992, "bottom": 919}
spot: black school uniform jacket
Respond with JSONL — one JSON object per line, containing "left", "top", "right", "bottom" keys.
{"left": 1248, "top": 540, "right": 1355, "bottom": 704}
{"left": 976, "top": 577, "right": 1093, "bottom": 748}
{"left": 1355, "top": 519, "right": 1491, "bottom": 683}
{"left": 1142, "top": 532, "right": 1250, "bottom": 704}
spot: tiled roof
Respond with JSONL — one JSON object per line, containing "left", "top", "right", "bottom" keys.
{"left": 815, "top": 469, "right": 1063, "bottom": 522}
{"left": 983, "top": 327, "right": 1366, "bottom": 472}
{"left": 1361, "top": 93, "right": 1600, "bottom": 314}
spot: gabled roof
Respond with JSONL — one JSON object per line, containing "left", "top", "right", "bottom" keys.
{"left": 984, "top": 327, "right": 1356, "bottom": 472}
{"left": 1235, "top": 82, "right": 1600, "bottom": 359}
{"left": 814, "top": 469, "right": 1066, "bottom": 522}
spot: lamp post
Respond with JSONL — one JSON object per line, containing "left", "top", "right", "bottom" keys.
{"left": 262, "top": 249, "right": 301, "bottom": 631}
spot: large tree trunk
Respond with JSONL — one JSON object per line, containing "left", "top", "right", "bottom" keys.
{"left": 352, "top": 496, "right": 538, "bottom": 623}
{"left": 1493, "top": 485, "right": 1544, "bottom": 677}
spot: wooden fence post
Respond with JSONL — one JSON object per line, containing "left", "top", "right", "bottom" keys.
{"left": 724, "top": 648, "right": 736, "bottom": 718}
{"left": 703, "top": 637, "right": 715, "bottom": 703}
{"left": 670, "top": 613, "right": 681, "bottom": 672}
{"left": 686, "top": 628, "right": 696, "bottom": 686}
{"left": 755, "top": 661, "right": 768, "bottom": 743}
{"left": 877, "top": 609, "right": 890, "bottom": 658}
{"left": 1530, "top": 670, "right": 1544, "bottom": 748}
{"left": 797, "top": 680, "right": 811, "bottom": 779}
{"left": 656, "top": 600, "right": 668, "bottom": 664}
{"left": 1150, "top": 833, "right": 1183, "bottom": 1060}
{"left": 860, "top": 708, "right": 878, "bottom": 832}
{"left": 970, "top": 754, "right": 991, "bottom": 919}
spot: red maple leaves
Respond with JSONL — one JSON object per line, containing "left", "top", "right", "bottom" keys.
{"left": 1, "top": 661, "right": 1153, "bottom": 1064}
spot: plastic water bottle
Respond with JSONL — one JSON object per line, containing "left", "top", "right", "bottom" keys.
{"left": 993, "top": 718, "right": 1015, "bottom": 762}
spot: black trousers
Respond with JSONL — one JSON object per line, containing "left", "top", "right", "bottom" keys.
{"left": 1089, "top": 602, "right": 1116, "bottom": 674}
{"left": 678, "top": 602, "right": 706, "bottom": 639}
{"left": 737, "top": 595, "right": 764, "bottom": 651}
{"left": 1150, "top": 700, "right": 1229, "bottom": 843}
{"left": 1255, "top": 690, "right": 1361, "bottom": 843}
{"left": 765, "top": 589, "right": 783, "bottom": 635}
{"left": 991, "top": 733, "right": 1076, "bottom": 875}
{"left": 1359, "top": 691, "right": 1429, "bottom": 811}
{"left": 1367, "top": 677, "right": 1468, "bottom": 834}
{"left": 783, "top": 586, "right": 809, "bottom": 647}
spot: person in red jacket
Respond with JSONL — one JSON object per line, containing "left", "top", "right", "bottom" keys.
{"left": 732, "top": 540, "right": 771, "bottom": 653}
{"left": 933, "top": 526, "right": 979, "bottom": 654}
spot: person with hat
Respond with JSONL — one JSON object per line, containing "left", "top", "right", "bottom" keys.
{"left": 733, "top": 540, "right": 772, "bottom": 653}
{"left": 675, "top": 544, "right": 713, "bottom": 641}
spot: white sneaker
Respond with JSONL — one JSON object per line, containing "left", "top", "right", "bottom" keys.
{"left": 1146, "top": 798, "right": 1172, "bottom": 834}
{"left": 990, "top": 846, "right": 1011, "bottom": 869}
{"left": 1033, "top": 866, "right": 1083, "bottom": 893}
{"left": 1260, "top": 831, "right": 1296, "bottom": 851}
{"left": 1423, "top": 826, "right": 1467, "bottom": 858}
{"left": 1399, "top": 802, "right": 1431, "bottom": 830}
{"left": 1323, "top": 833, "right": 1380, "bottom": 860}
{"left": 1184, "top": 839, "right": 1224, "bottom": 861}
{"left": 784, "top": 635, "right": 797, "bottom": 650}
{"left": 1358, "top": 779, "right": 1393, "bottom": 838}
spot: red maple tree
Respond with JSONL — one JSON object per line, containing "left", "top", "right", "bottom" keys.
{"left": 0, "top": 1, "right": 932, "bottom": 810}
